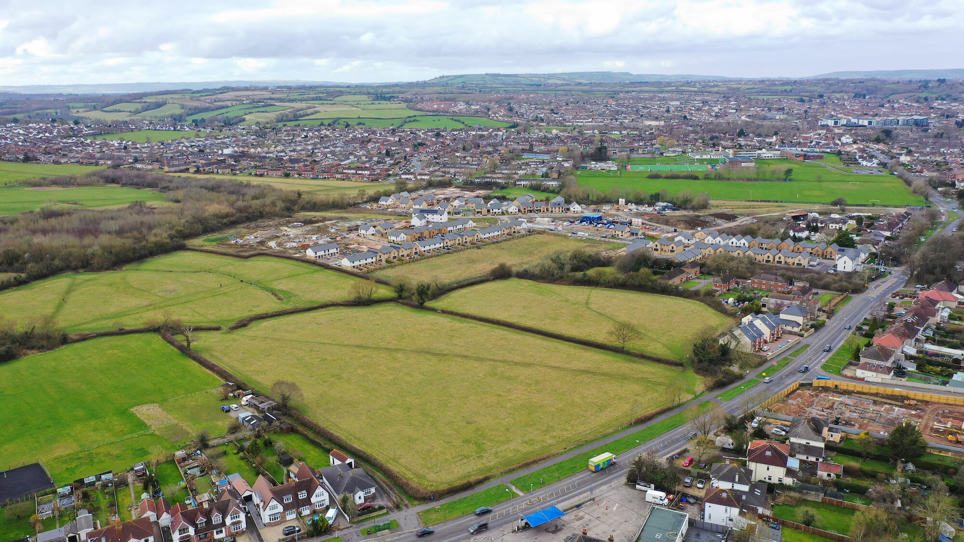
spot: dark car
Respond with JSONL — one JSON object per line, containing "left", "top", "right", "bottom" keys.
{"left": 282, "top": 526, "right": 301, "bottom": 536}
{"left": 474, "top": 506, "right": 492, "bottom": 516}
{"left": 357, "top": 502, "right": 373, "bottom": 512}
{"left": 468, "top": 522, "right": 488, "bottom": 535}
{"left": 798, "top": 365, "right": 810, "bottom": 373}
{"left": 415, "top": 527, "right": 435, "bottom": 537}
{"left": 823, "top": 344, "right": 832, "bottom": 352}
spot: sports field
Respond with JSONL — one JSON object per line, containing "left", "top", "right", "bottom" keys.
{"left": 429, "top": 279, "right": 732, "bottom": 360}
{"left": 0, "top": 334, "right": 227, "bottom": 484}
{"left": 193, "top": 303, "right": 701, "bottom": 489}
{"left": 0, "top": 185, "right": 165, "bottom": 215}
{"left": 91, "top": 130, "right": 202, "bottom": 142}
{"left": 577, "top": 160, "right": 922, "bottom": 206}
{"left": 0, "top": 162, "right": 104, "bottom": 185}
{"left": 372, "top": 235, "right": 619, "bottom": 285}
{"left": 0, "top": 251, "right": 392, "bottom": 332}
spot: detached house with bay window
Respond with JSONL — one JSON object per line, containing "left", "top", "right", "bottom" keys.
{"left": 251, "top": 472, "right": 329, "bottom": 526}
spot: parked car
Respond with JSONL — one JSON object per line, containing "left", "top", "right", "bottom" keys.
{"left": 357, "top": 502, "right": 373, "bottom": 512}
{"left": 683, "top": 477, "right": 693, "bottom": 487}
{"left": 768, "top": 521, "right": 781, "bottom": 530}
{"left": 415, "top": 527, "right": 435, "bottom": 537}
{"left": 468, "top": 522, "right": 489, "bottom": 535}
{"left": 474, "top": 506, "right": 492, "bottom": 516}
{"left": 696, "top": 479, "right": 706, "bottom": 489}
{"left": 230, "top": 404, "right": 239, "bottom": 411}
{"left": 751, "top": 418, "right": 761, "bottom": 428}
{"left": 282, "top": 526, "right": 301, "bottom": 536}
{"left": 220, "top": 405, "right": 231, "bottom": 413}
{"left": 682, "top": 457, "right": 694, "bottom": 467}
{"left": 772, "top": 426, "right": 788, "bottom": 436}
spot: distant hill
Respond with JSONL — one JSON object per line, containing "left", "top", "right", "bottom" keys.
{"left": 0, "top": 80, "right": 348, "bottom": 95}
{"left": 809, "top": 68, "right": 964, "bottom": 80}
{"left": 420, "top": 72, "right": 734, "bottom": 86}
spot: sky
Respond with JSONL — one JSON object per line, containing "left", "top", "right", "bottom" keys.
{"left": 0, "top": 0, "right": 962, "bottom": 85}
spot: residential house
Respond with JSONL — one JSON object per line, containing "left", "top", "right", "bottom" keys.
{"left": 83, "top": 517, "right": 154, "bottom": 542}
{"left": 329, "top": 450, "right": 355, "bottom": 468}
{"left": 747, "top": 440, "right": 794, "bottom": 485}
{"left": 250, "top": 474, "right": 329, "bottom": 525}
{"left": 709, "top": 463, "right": 751, "bottom": 492}
{"left": 657, "top": 268, "right": 689, "bottom": 286}
{"left": 835, "top": 248, "right": 864, "bottom": 272}
{"left": 702, "top": 482, "right": 768, "bottom": 529}
{"left": 306, "top": 243, "right": 338, "bottom": 259}
{"left": 169, "top": 489, "right": 247, "bottom": 542}
{"left": 787, "top": 417, "right": 827, "bottom": 462}
{"left": 749, "top": 274, "right": 791, "bottom": 293}
{"left": 319, "top": 463, "right": 377, "bottom": 506}
{"left": 339, "top": 251, "right": 377, "bottom": 268}
{"left": 779, "top": 304, "right": 807, "bottom": 333}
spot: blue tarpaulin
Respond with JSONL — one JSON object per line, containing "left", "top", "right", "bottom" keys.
{"left": 522, "top": 506, "right": 565, "bottom": 527}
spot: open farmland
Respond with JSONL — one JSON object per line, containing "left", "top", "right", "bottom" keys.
{"left": 173, "top": 173, "right": 387, "bottom": 196}
{"left": 193, "top": 303, "right": 701, "bottom": 489}
{"left": 576, "top": 163, "right": 922, "bottom": 206}
{"left": 372, "top": 234, "right": 619, "bottom": 285}
{"left": 0, "top": 334, "right": 227, "bottom": 484}
{"left": 0, "top": 162, "right": 104, "bottom": 185}
{"left": 429, "top": 279, "right": 732, "bottom": 360}
{"left": 0, "top": 251, "right": 392, "bottom": 332}
{"left": 0, "top": 185, "right": 165, "bottom": 215}
{"left": 91, "top": 130, "right": 202, "bottom": 142}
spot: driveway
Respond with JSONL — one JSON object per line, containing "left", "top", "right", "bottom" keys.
{"left": 258, "top": 518, "right": 305, "bottom": 542}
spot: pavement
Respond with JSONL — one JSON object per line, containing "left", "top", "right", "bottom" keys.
{"left": 296, "top": 197, "right": 961, "bottom": 542}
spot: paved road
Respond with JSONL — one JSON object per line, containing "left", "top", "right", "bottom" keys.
{"left": 324, "top": 199, "right": 962, "bottom": 542}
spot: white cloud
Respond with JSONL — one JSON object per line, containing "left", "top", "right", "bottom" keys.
{"left": 237, "top": 58, "right": 266, "bottom": 72}
{"left": 0, "top": 0, "right": 960, "bottom": 85}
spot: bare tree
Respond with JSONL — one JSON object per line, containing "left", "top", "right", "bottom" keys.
{"left": 349, "top": 280, "right": 376, "bottom": 304}
{"left": 608, "top": 321, "right": 641, "bottom": 350}
{"left": 271, "top": 381, "right": 303, "bottom": 413}
{"left": 693, "top": 435, "right": 715, "bottom": 463}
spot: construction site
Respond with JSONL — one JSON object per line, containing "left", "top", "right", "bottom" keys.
{"left": 769, "top": 387, "right": 964, "bottom": 448}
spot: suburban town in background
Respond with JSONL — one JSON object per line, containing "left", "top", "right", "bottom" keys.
{"left": 2, "top": 4, "right": 964, "bottom": 542}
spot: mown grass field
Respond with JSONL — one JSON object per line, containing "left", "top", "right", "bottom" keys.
{"left": 91, "top": 130, "right": 202, "bottom": 142}
{"left": 0, "top": 251, "right": 392, "bottom": 332}
{"left": 773, "top": 501, "right": 854, "bottom": 535}
{"left": 576, "top": 162, "right": 921, "bottom": 206}
{"left": 510, "top": 400, "right": 714, "bottom": 492}
{"left": 0, "top": 185, "right": 165, "bottom": 215}
{"left": 0, "top": 161, "right": 104, "bottom": 185}
{"left": 418, "top": 484, "right": 515, "bottom": 525}
{"left": 193, "top": 303, "right": 702, "bottom": 489}
{"left": 823, "top": 334, "right": 869, "bottom": 374}
{"left": 429, "top": 279, "right": 732, "bottom": 360}
{"left": 0, "top": 335, "right": 226, "bottom": 484}
{"left": 372, "top": 235, "right": 619, "bottom": 286}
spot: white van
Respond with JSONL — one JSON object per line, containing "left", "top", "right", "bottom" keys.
{"left": 645, "top": 490, "right": 669, "bottom": 505}
{"left": 324, "top": 508, "right": 338, "bottom": 524}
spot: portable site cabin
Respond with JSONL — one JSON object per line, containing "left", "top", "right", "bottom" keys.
{"left": 588, "top": 452, "right": 615, "bottom": 472}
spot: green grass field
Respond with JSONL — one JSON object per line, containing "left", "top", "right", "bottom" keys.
{"left": 373, "top": 235, "right": 618, "bottom": 286}
{"left": 418, "top": 484, "right": 516, "bottom": 525}
{"left": 173, "top": 173, "right": 385, "bottom": 196}
{"left": 487, "top": 187, "right": 559, "bottom": 200}
{"left": 0, "top": 162, "right": 104, "bottom": 185}
{"left": 773, "top": 501, "right": 854, "bottom": 535}
{"left": 91, "top": 130, "right": 202, "bottom": 142}
{"left": 0, "top": 335, "right": 225, "bottom": 484}
{"left": 273, "top": 433, "right": 332, "bottom": 469}
{"left": 823, "top": 335, "right": 869, "bottom": 374}
{"left": 429, "top": 279, "right": 732, "bottom": 360}
{"left": 193, "top": 303, "right": 702, "bottom": 489}
{"left": 510, "top": 401, "right": 714, "bottom": 492}
{"left": 780, "top": 528, "right": 837, "bottom": 542}
{"left": 716, "top": 379, "right": 762, "bottom": 401}
{"left": 0, "top": 251, "right": 392, "bottom": 332}
{"left": 576, "top": 164, "right": 921, "bottom": 206}
{"left": 0, "top": 185, "right": 165, "bottom": 215}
